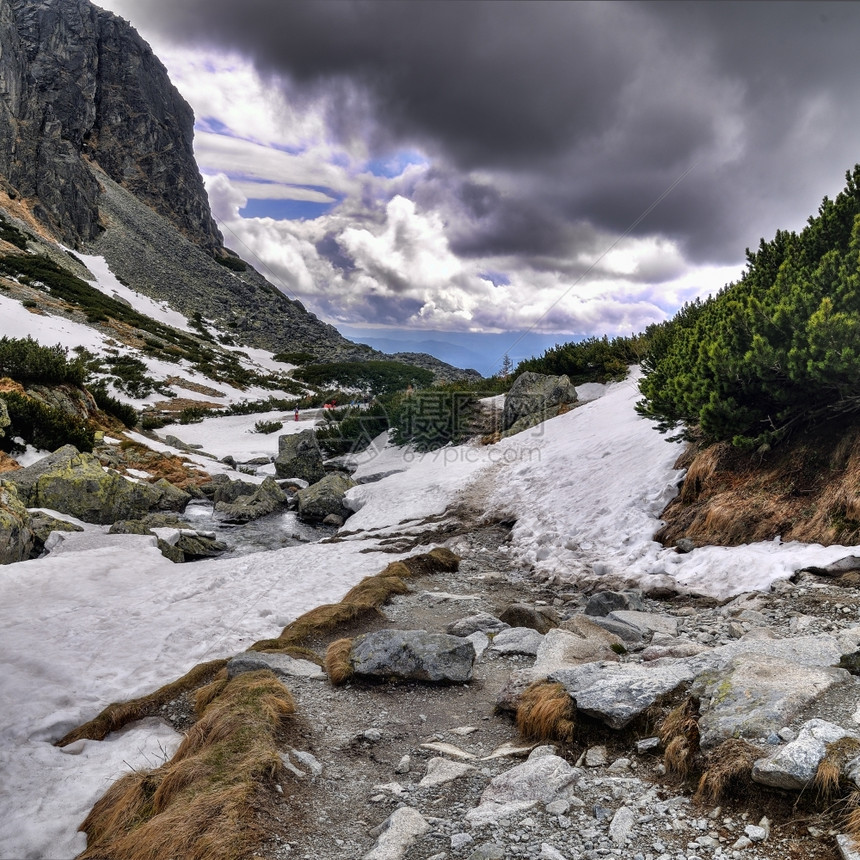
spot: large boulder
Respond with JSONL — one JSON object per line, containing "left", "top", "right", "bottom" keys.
{"left": 4, "top": 445, "right": 190, "bottom": 524}
{"left": 350, "top": 629, "right": 476, "bottom": 683}
{"left": 214, "top": 477, "right": 287, "bottom": 523}
{"left": 28, "top": 511, "right": 83, "bottom": 556}
{"left": 0, "top": 481, "right": 34, "bottom": 564}
{"left": 502, "top": 372, "right": 578, "bottom": 432}
{"left": 274, "top": 429, "right": 325, "bottom": 484}
{"left": 200, "top": 473, "right": 260, "bottom": 503}
{"left": 297, "top": 472, "right": 356, "bottom": 523}
{"left": 752, "top": 720, "right": 858, "bottom": 790}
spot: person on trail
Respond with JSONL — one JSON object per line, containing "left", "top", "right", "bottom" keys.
{"left": 294, "top": 407, "right": 299, "bottom": 422}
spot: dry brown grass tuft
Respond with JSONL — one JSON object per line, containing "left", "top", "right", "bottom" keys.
{"left": 341, "top": 574, "right": 409, "bottom": 607}
{"left": 814, "top": 737, "right": 860, "bottom": 800}
{"left": 679, "top": 443, "right": 730, "bottom": 504}
{"left": 274, "top": 602, "right": 383, "bottom": 647}
{"left": 659, "top": 696, "right": 700, "bottom": 778}
{"left": 516, "top": 681, "right": 576, "bottom": 744}
{"left": 665, "top": 736, "right": 695, "bottom": 778}
{"left": 252, "top": 548, "right": 460, "bottom": 651}
{"left": 324, "top": 638, "right": 354, "bottom": 686}
{"left": 80, "top": 670, "right": 294, "bottom": 860}
{"left": 193, "top": 675, "right": 229, "bottom": 716}
{"left": 57, "top": 659, "right": 228, "bottom": 747}
{"left": 694, "top": 738, "right": 763, "bottom": 804}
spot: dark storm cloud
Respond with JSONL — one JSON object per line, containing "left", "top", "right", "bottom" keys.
{"left": 118, "top": 0, "right": 860, "bottom": 266}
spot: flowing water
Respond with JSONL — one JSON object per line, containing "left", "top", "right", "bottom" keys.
{"left": 181, "top": 500, "right": 335, "bottom": 559}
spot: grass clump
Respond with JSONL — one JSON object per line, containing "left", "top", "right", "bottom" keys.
{"left": 694, "top": 738, "right": 763, "bottom": 804}
{"left": 814, "top": 737, "right": 860, "bottom": 800}
{"left": 250, "top": 548, "right": 460, "bottom": 653}
{"left": 324, "top": 638, "right": 354, "bottom": 686}
{"left": 659, "top": 696, "right": 701, "bottom": 779}
{"left": 516, "top": 681, "right": 576, "bottom": 744}
{"left": 57, "top": 660, "right": 227, "bottom": 747}
{"left": 79, "top": 670, "right": 294, "bottom": 860}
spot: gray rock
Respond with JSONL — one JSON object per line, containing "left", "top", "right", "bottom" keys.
{"left": 584, "top": 590, "right": 645, "bottom": 617}
{"left": 584, "top": 746, "right": 608, "bottom": 767}
{"left": 5, "top": 445, "right": 189, "bottom": 524}
{"left": 489, "top": 626, "right": 544, "bottom": 656}
{"left": 694, "top": 654, "right": 850, "bottom": 747}
{"left": 801, "top": 556, "right": 860, "bottom": 577}
{"left": 363, "top": 807, "right": 429, "bottom": 860}
{"left": 467, "top": 631, "right": 490, "bottom": 659}
{"left": 27, "top": 510, "right": 83, "bottom": 556}
{"left": 607, "top": 610, "right": 678, "bottom": 637}
{"left": 548, "top": 618, "right": 624, "bottom": 668}
{"left": 202, "top": 473, "right": 260, "bottom": 503}
{"left": 502, "top": 372, "right": 578, "bottom": 431}
{"left": 215, "top": 477, "right": 287, "bottom": 523}
{"left": 227, "top": 651, "right": 327, "bottom": 681}
{"left": 173, "top": 531, "right": 228, "bottom": 560}
{"left": 551, "top": 660, "right": 696, "bottom": 730}
{"left": 467, "top": 844, "right": 505, "bottom": 860}
{"left": 636, "top": 737, "right": 661, "bottom": 754}
{"left": 274, "top": 430, "right": 325, "bottom": 484}
{"left": 539, "top": 845, "right": 568, "bottom": 860}
{"left": 498, "top": 603, "right": 557, "bottom": 634}
{"left": 446, "top": 612, "right": 510, "bottom": 637}
{"left": 297, "top": 472, "right": 356, "bottom": 523}
{"left": 419, "top": 757, "right": 475, "bottom": 787}
{"left": 479, "top": 754, "right": 581, "bottom": 806}
{"left": 0, "top": 481, "right": 34, "bottom": 564}
{"left": 609, "top": 806, "right": 637, "bottom": 844}
{"left": 752, "top": 719, "right": 858, "bottom": 790}
{"left": 675, "top": 538, "right": 696, "bottom": 554}
{"left": 350, "top": 630, "right": 476, "bottom": 684}
{"left": 394, "top": 755, "right": 411, "bottom": 775}
{"left": 837, "top": 834, "right": 860, "bottom": 860}
{"left": 322, "top": 513, "right": 344, "bottom": 527}
{"left": 584, "top": 615, "right": 645, "bottom": 645}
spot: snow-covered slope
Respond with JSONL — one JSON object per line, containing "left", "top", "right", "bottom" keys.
{"left": 1, "top": 371, "right": 857, "bottom": 858}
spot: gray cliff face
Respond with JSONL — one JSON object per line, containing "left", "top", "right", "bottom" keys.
{"left": 0, "top": 0, "right": 221, "bottom": 251}
{"left": 0, "top": 0, "right": 477, "bottom": 375}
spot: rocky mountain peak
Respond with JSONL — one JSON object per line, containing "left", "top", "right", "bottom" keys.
{"left": 0, "top": 0, "right": 222, "bottom": 252}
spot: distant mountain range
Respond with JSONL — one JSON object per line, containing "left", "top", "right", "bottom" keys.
{"left": 338, "top": 326, "right": 572, "bottom": 378}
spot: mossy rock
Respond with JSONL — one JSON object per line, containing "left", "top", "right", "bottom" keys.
{"left": 0, "top": 481, "right": 34, "bottom": 564}
{"left": 5, "top": 445, "right": 190, "bottom": 524}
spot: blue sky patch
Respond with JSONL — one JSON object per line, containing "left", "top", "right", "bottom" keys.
{"left": 239, "top": 198, "right": 338, "bottom": 221}
{"left": 480, "top": 270, "right": 511, "bottom": 287}
{"left": 364, "top": 149, "right": 428, "bottom": 178}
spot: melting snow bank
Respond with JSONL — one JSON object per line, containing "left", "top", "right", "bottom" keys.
{"left": 346, "top": 369, "right": 856, "bottom": 600}
{"left": 487, "top": 370, "right": 855, "bottom": 600}
{"left": 0, "top": 539, "right": 398, "bottom": 859}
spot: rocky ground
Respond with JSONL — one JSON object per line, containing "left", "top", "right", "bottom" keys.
{"left": 148, "top": 519, "right": 860, "bottom": 860}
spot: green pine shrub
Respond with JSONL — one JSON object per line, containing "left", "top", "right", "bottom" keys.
{"left": 0, "top": 391, "right": 94, "bottom": 453}
{"left": 638, "top": 165, "right": 860, "bottom": 448}
{"left": 0, "top": 336, "right": 86, "bottom": 386}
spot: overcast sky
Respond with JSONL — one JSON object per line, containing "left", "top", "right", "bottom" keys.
{"left": 94, "top": 0, "right": 860, "bottom": 352}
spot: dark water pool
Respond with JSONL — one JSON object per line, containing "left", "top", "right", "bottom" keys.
{"left": 181, "top": 501, "right": 335, "bottom": 559}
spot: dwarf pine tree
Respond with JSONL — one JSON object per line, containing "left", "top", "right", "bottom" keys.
{"left": 638, "top": 165, "right": 860, "bottom": 447}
